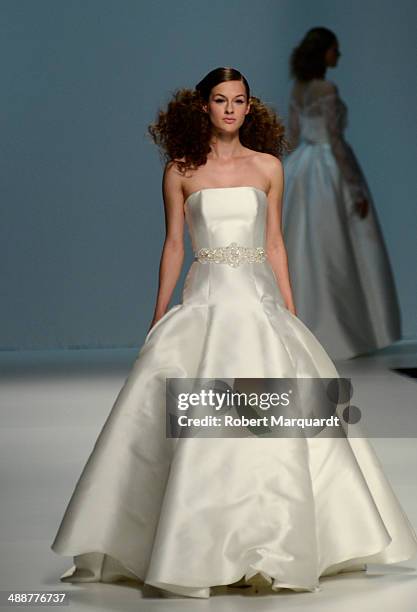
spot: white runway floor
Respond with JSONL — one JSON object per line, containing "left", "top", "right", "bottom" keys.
{"left": 0, "top": 341, "right": 416, "bottom": 612}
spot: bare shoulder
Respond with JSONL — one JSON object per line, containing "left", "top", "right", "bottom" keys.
{"left": 244, "top": 151, "right": 282, "bottom": 199}
{"left": 162, "top": 159, "right": 185, "bottom": 203}
{"left": 163, "top": 158, "right": 185, "bottom": 184}
{"left": 164, "top": 158, "right": 185, "bottom": 178}
{"left": 253, "top": 151, "right": 283, "bottom": 179}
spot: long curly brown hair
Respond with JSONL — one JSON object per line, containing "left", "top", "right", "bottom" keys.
{"left": 148, "top": 67, "right": 289, "bottom": 175}
{"left": 289, "top": 27, "right": 337, "bottom": 81}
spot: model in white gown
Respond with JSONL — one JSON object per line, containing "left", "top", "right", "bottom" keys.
{"left": 283, "top": 79, "right": 401, "bottom": 360}
{"left": 51, "top": 186, "right": 417, "bottom": 598}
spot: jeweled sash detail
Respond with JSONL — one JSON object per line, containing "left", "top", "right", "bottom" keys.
{"left": 194, "top": 242, "right": 267, "bottom": 268}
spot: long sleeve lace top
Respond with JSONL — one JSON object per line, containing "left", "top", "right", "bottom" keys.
{"left": 287, "top": 79, "right": 369, "bottom": 203}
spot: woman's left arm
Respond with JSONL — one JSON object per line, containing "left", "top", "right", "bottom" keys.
{"left": 264, "top": 156, "right": 297, "bottom": 316}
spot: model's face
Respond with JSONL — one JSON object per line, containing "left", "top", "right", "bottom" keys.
{"left": 203, "top": 80, "right": 250, "bottom": 132}
{"left": 325, "top": 41, "right": 341, "bottom": 67}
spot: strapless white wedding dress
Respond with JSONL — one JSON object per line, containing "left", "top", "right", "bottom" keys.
{"left": 51, "top": 186, "right": 417, "bottom": 598}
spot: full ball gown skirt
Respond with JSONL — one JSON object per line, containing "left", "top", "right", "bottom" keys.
{"left": 51, "top": 186, "right": 417, "bottom": 598}
{"left": 283, "top": 86, "right": 402, "bottom": 360}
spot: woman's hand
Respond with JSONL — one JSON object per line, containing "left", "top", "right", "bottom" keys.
{"left": 147, "top": 320, "right": 156, "bottom": 335}
{"left": 147, "top": 312, "right": 164, "bottom": 335}
{"left": 354, "top": 198, "right": 369, "bottom": 219}
{"left": 147, "top": 312, "right": 163, "bottom": 334}
{"left": 286, "top": 302, "right": 297, "bottom": 316}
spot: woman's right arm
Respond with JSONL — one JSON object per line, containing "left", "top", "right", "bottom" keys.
{"left": 148, "top": 161, "right": 185, "bottom": 331}
{"left": 319, "top": 80, "right": 369, "bottom": 213}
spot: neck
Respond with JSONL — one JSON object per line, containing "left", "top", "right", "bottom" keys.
{"left": 208, "top": 131, "right": 244, "bottom": 160}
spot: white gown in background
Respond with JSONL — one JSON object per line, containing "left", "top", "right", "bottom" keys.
{"left": 283, "top": 79, "right": 401, "bottom": 360}
{"left": 51, "top": 186, "right": 417, "bottom": 598}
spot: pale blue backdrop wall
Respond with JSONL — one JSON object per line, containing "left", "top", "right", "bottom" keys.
{"left": 1, "top": 0, "right": 416, "bottom": 350}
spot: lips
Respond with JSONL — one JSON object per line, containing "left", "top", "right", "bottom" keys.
{"left": 223, "top": 118, "right": 235, "bottom": 123}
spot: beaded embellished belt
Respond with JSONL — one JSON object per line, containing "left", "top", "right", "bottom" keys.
{"left": 194, "top": 242, "right": 267, "bottom": 268}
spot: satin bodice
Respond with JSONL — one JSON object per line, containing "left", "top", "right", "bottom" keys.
{"left": 182, "top": 186, "right": 285, "bottom": 307}
{"left": 184, "top": 185, "right": 267, "bottom": 250}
